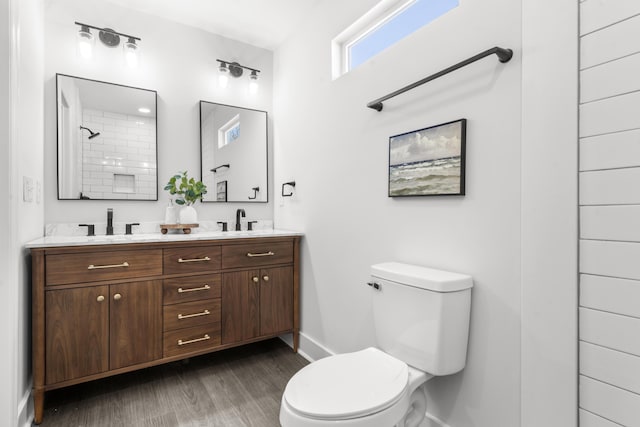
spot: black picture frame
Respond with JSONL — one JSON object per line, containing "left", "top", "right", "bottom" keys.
{"left": 388, "top": 118, "right": 466, "bottom": 197}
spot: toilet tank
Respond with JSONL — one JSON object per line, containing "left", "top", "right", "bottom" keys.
{"left": 370, "top": 262, "right": 473, "bottom": 376}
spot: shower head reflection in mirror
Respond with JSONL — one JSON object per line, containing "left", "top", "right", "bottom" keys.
{"left": 56, "top": 73, "right": 158, "bottom": 201}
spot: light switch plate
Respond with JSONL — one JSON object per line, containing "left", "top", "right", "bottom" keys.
{"left": 23, "top": 176, "right": 34, "bottom": 203}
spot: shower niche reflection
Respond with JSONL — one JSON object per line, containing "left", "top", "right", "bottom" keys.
{"left": 200, "top": 101, "right": 268, "bottom": 202}
{"left": 56, "top": 74, "right": 158, "bottom": 200}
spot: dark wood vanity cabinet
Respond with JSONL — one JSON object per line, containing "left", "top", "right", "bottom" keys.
{"left": 30, "top": 236, "right": 300, "bottom": 424}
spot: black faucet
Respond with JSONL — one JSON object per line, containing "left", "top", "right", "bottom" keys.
{"left": 235, "top": 209, "right": 245, "bottom": 231}
{"left": 107, "top": 208, "right": 114, "bottom": 235}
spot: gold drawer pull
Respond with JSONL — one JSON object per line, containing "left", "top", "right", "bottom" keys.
{"left": 178, "top": 334, "right": 210, "bottom": 346}
{"left": 178, "top": 310, "right": 210, "bottom": 320}
{"left": 246, "top": 251, "right": 275, "bottom": 258}
{"left": 177, "top": 284, "right": 211, "bottom": 293}
{"left": 88, "top": 261, "right": 129, "bottom": 270}
{"left": 178, "top": 256, "right": 211, "bottom": 263}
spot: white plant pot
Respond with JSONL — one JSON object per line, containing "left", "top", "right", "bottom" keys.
{"left": 178, "top": 205, "right": 198, "bottom": 224}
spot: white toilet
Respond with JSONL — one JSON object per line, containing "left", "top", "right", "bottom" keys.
{"left": 280, "top": 262, "right": 473, "bottom": 427}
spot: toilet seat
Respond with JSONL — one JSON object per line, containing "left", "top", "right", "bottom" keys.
{"left": 283, "top": 347, "right": 409, "bottom": 420}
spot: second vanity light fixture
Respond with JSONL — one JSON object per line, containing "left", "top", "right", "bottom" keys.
{"left": 217, "top": 59, "right": 260, "bottom": 93}
{"left": 75, "top": 21, "right": 141, "bottom": 68}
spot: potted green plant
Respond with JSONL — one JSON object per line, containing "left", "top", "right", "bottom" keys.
{"left": 164, "top": 171, "right": 207, "bottom": 224}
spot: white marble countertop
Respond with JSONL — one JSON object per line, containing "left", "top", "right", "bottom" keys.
{"left": 25, "top": 229, "right": 303, "bottom": 249}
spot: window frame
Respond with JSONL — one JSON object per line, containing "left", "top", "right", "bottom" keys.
{"left": 331, "top": 0, "right": 459, "bottom": 79}
{"left": 218, "top": 114, "right": 240, "bottom": 148}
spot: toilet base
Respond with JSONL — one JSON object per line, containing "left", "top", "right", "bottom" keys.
{"left": 280, "top": 367, "right": 432, "bottom": 427}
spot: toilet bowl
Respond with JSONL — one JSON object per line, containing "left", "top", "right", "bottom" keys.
{"left": 279, "top": 347, "right": 433, "bottom": 427}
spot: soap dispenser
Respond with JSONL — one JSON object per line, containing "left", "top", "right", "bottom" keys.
{"left": 164, "top": 199, "right": 177, "bottom": 224}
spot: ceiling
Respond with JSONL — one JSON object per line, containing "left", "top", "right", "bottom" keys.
{"left": 102, "top": 0, "right": 323, "bottom": 51}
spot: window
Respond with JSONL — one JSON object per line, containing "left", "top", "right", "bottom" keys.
{"left": 218, "top": 114, "right": 240, "bottom": 148}
{"left": 333, "top": 0, "right": 459, "bottom": 77}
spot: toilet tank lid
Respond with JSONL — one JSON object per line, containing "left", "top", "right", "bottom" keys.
{"left": 371, "top": 262, "right": 473, "bottom": 292}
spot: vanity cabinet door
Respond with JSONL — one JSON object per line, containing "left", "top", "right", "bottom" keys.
{"left": 45, "top": 286, "right": 109, "bottom": 384}
{"left": 110, "top": 280, "right": 162, "bottom": 370}
{"left": 259, "top": 266, "right": 294, "bottom": 336}
{"left": 221, "top": 270, "right": 260, "bottom": 344}
{"left": 221, "top": 266, "right": 294, "bottom": 344}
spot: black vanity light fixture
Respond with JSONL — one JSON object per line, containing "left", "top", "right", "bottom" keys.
{"left": 217, "top": 59, "right": 261, "bottom": 93}
{"left": 75, "top": 22, "right": 141, "bottom": 68}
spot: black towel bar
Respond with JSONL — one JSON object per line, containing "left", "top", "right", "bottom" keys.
{"left": 367, "top": 46, "right": 513, "bottom": 111}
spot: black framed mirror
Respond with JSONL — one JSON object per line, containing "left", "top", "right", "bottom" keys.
{"left": 56, "top": 74, "right": 158, "bottom": 200}
{"left": 199, "top": 101, "right": 268, "bottom": 202}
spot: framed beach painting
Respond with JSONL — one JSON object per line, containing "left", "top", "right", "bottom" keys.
{"left": 388, "top": 119, "right": 466, "bottom": 197}
{"left": 216, "top": 180, "right": 228, "bottom": 202}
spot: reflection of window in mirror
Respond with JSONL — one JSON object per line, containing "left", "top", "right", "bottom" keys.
{"left": 218, "top": 114, "right": 240, "bottom": 148}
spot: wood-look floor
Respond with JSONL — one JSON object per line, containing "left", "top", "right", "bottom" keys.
{"left": 38, "top": 339, "right": 309, "bottom": 427}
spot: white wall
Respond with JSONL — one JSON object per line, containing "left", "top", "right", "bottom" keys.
{"left": 44, "top": 0, "right": 274, "bottom": 227}
{"left": 578, "top": 1, "right": 640, "bottom": 425}
{"left": 0, "top": 1, "right": 16, "bottom": 425}
{"left": 520, "top": 0, "right": 578, "bottom": 425}
{"left": 274, "top": 0, "right": 526, "bottom": 425}
{"left": 1, "top": 0, "right": 46, "bottom": 426}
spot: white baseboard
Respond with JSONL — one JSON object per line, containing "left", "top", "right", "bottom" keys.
{"left": 17, "top": 388, "right": 32, "bottom": 427}
{"left": 279, "top": 332, "right": 334, "bottom": 362}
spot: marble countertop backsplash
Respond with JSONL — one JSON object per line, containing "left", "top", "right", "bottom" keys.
{"left": 45, "top": 219, "right": 274, "bottom": 237}
{"left": 24, "top": 219, "right": 303, "bottom": 248}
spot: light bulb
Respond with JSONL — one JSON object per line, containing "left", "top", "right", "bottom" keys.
{"left": 77, "top": 26, "right": 94, "bottom": 60}
{"left": 218, "top": 62, "right": 229, "bottom": 88}
{"left": 249, "top": 70, "right": 259, "bottom": 94}
{"left": 123, "top": 37, "right": 139, "bottom": 68}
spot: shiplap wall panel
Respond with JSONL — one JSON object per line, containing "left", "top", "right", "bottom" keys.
{"left": 581, "top": 206, "right": 640, "bottom": 242}
{"left": 581, "top": 240, "right": 640, "bottom": 280}
{"left": 580, "top": 129, "right": 640, "bottom": 171}
{"left": 580, "top": 308, "right": 640, "bottom": 356}
{"left": 579, "top": 2, "right": 640, "bottom": 425}
{"left": 581, "top": 53, "right": 640, "bottom": 103}
{"left": 580, "top": 376, "right": 640, "bottom": 427}
{"left": 580, "top": 0, "right": 640, "bottom": 36}
{"left": 579, "top": 168, "right": 640, "bottom": 205}
{"left": 580, "top": 91, "right": 640, "bottom": 137}
{"left": 581, "top": 341, "right": 640, "bottom": 395}
{"left": 580, "top": 410, "right": 626, "bottom": 427}
{"left": 581, "top": 274, "right": 640, "bottom": 318}
{"left": 581, "top": 14, "right": 640, "bottom": 69}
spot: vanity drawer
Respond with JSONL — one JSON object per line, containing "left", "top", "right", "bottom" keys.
{"left": 222, "top": 241, "right": 293, "bottom": 269}
{"left": 163, "top": 246, "right": 221, "bottom": 275}
{"left": 163, "top": 274, "right": 221, "bottom": 305}
{"left": 163, "top": 323, "right": 221, "bottom": 358}
{"left": 163, "top": 298, "right": 221, "bottom": 332}
{"left": 46, "top": 249, "right": 163, "bottom": 286}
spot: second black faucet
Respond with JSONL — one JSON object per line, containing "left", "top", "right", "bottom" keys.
{"left": 106, "top": 208, "right": 114, "bottom": 235}
{"left": 235, "top": 209, "right": 245, "bottom": 231}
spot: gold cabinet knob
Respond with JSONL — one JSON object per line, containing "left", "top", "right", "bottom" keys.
{"left": 252, "top": 276, "right": 259, "bottom": 283}
{"left": 96, "top": 295, "right": 105, "bottom": 302}
{"left": 263, "top": 275, "right": 269, "bottom": 282}
{"left": 113, "top": 293, "right": 122, "bottom": 301}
